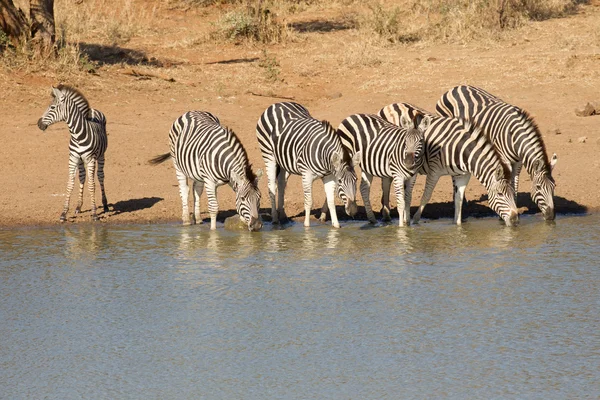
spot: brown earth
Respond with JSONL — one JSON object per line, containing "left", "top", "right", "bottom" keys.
{"left": 1, "top": 3, "right": 599, "bottom": 228}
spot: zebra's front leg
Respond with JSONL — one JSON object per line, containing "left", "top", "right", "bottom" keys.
{"left": 266, "top": 161, "right": 279, "bottom": 224}
{"left": 61, "top": 154, "right": 80, "bottom": 222}
{"left": 176, "top": 167, "right": 192, "bottom": 225}
{"left": 86, "top": 158, "right": 98, "bottom": 221}
{"left": 381, "top": 177, "right": 392, "bottom": 222}
{"left": 359, "top": 171, "right": 376, "bottom": 224}
{"left": 319, "top": 199, "right": 329, "bottom": 222}
{"left": 97, "top": 154, "right": 109, "bottom": 213}
{"left": 74, "top": 160, "right": 85, "bottom": 215}
{"left": 301, "top": 172, "right": 315, "bottom": 227}
{"left": 403, "top": 175, "right": 418, "bottom": 225}
{"left": 322, "top": 175, "right": 340, "bottom": 228}
{"left": 511, "top": 162, "right": 522, "bottom": 204}
{"left": 393, "top": 176, "right": 408, "bottom": 227}
{"left": 205, "top": 181, "right": 219, "bottom": 230}
{"left": 452, "top": 174, "right": 471, "bottom": 225}
{"left": 413, "top": 174, "right": 440, "bottom": 224}
{"left": 191, "top": 180, "right": 204, "bottom": 225}
{"left": 277, "top": 169, "right": 290, "bottom": 222}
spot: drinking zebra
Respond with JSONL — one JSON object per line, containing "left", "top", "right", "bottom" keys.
{"left": 336, "top": 113, "right": 429, "bottom": 226}
{"left": 37, "top": 85, "right": 109, "bottom": 222}
{"left": 436, "top": 85, "right": 557, "bottom": 220}
{"left": 149, "top": 111, "right": 263, "bottom": 231}
{"left": 379, "top": 103, "right": 519, "bottom": 226}
{"left": 256, "top": 102, "right": 361, "bottom": 228}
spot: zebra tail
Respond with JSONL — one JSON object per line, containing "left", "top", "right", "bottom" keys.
{"left": 148, "top": 153, "right": 171, "bottom": 165}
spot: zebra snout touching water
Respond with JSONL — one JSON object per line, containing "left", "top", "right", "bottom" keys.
{"left": 149, "top": 111, "right": 263, "bottom": 231}
{"left": 336, "top": 113, "right": 429, "bottom": 226}
{"left": 436, "top": 85, "right": 558, "bottom": 221}
{"left": 37, "top": 85, "right": 109, "bottom": 222}
{"left": 256, "top": 102, "right": 361, "bottom": 228}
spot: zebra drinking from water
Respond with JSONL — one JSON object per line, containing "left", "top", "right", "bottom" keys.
{"left": 336, "top": 113, "right": 428, "bottom": 226}
{"left": 37, "top": 85, "right": 109, "bottom": 222}
{"left": 379, "top": 103, "right": 519, "bottom": 226}
{"left": 150, "top": 111, "right": 263, "bottom": 231}
{"left": 256, "top": 102, "right": 361, "bottom": 228}
{"left": 436, "top": 85, "right": 557, "bottom": 220}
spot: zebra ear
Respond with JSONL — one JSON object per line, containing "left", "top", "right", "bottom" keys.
{"left": 351, "top": 151, "right": 361, "bottom": 167}
{"left": 418, "top": 115, "right": 432, "bottom": 131}
{"left": 52, "top": 86, "right": 62, "bottom": 98}
{"left": 400, "top": 114, "right": 411, "bottom": 129}
{"left": 550, "top": 153, "right": 558, "bottom": 171}
{"left": 495, "top": 165, "right": 505, "bottom": 181}
{"left": 532, "top": 158, "right": 545, "bottom": 173}
{"left": 331, "top": 152, "right": 342, "bottom": 169}
{"left": 230, "top": 172, "right": 243, "bottom": 189}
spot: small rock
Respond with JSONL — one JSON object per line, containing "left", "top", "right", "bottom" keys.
{"left": 575, "top": 102, "right": 597, "bottom": 117}
{"left": 224, "top": 215, "right": 249, "bottom": 231}
{"left": 578, "top": 136, "right": 587, "bottom": 143}
{"left": 326, "top": 92, "right": 343, "bottom": 100}
{"left": 568, "top": 138, "right": 572, "bottom": 143}
{"left": 550, "top": 128, "right": 561, "bottom": 135}
{"left": 427, "top": 57, "right": 437, "bottom": 61}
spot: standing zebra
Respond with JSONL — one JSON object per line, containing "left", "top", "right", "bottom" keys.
{"left": 336, "top": 113, "right": 428, "bottom": 226}
{"left": 37, "top": 85, "right": 109, "bottom": 222}
{"left": 436, "top": 85, "right": 557, "bottom": 220}
{"left": 256, "top": 102, "right": 361, "bottom": 228}
{"left": 150, "top": 111, "right": 263, "bottom": 231}
{"left": 379, "top": 103, "right": 519, "bottom": 226}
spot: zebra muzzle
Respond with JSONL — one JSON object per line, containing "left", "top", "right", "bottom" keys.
{"left": 37, "top": 119, "right": 48, "bottom": 131}
{"left": 248, "top": 217, "right": 263, "bottom": 231}
{"left": 542, "top": 206, "right": 555, "bottom": 221}
{"left": 345, "top": 200, "right": 358, "bottom": 217}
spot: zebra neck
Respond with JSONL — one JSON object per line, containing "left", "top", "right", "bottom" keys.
{"left": 66, "top": 108, "right": 91, "bottom": 141}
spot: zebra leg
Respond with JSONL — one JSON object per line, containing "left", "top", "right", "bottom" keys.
{"left": 403, "top": 175, "right": 418, "bottom": 225}
{"left": 277, "top": 169, "right": 289, "bottom": 222}
{"left": 176, "top": 167, "right": 192, "bottom": 225}
{"left": 205, "top": 181, "right": 219, "bottom": 230}
{"left": 413, "top": 174, "right": 440, "bottom": 224}
{"left": 319, "top": 199, "right": 329, "bottom": 222}
{"left": 301, "top": 171, "right": 315, "bottom": 227}
{"left": 381, "top": 177, "right": 392, "bottom": 222}
{"left": 74, "top": 160, "right": 85, "bottom": 214}
{"left": 452, "top": 174, "right": 471, "bottom": 225}
{"left": 86, "top": 158, "right": 98, "bottom": 221}
{"left": 359, "top": 171, "right": 376, "bottom": 224}
{"left": 322, "top": 175, "right": 340, "bottom": 228}
{"left": 512, "top": 162, "right": 522, "bottom": 203}
{"left": 192, "top": 180, "right": 204, "bottom": 225}
{"left": 61, "top": 153, "right": 81, "bottom": 222}
{"left": 393, "top": 176, "right": 408, "bottom": 227}
{"left": 266, "top": 161, "right": 279, "bottom": 224}
{"left": 97, "top": 154, "right": 109, "bottom": 213}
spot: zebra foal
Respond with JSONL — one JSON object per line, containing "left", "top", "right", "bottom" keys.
{"left": 336, "top": 113, "right": 429, "bottom": 226}
{"left": 256, "top": 102, "right": 360, "bottom": 228}
{"left": 436, "top": 85, "right": 557, "bottom": 220}
{"left": 37, "top": 85, "right": 109, "bottom": 222}
{"left": 379, "top": 103, "right": 519, "bottom": 226}
{"left": 150, "top": 111, "right": 263, "bottom": 231}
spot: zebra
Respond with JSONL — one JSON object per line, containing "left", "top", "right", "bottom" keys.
{"left": 149, "top": 111, "right": 263, "bottom": 231}
{"left": 436, "top": 85, "right": 558, "bottom": 220}
{"left": 336, "top": 113, "right": 429, "bottom": 226}
{"left": 378, "top": 103, "right": 519, "bottom": 226}
{"left": 37, "top": 85, "right": 109, "bottom": 222}
{"left": 256, "top": 102, "right": 361, "bottom": 228}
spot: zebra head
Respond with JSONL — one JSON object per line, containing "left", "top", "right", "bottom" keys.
{"left": 331, "top": 150, "right": 361, "bottom": 217}
{"left": 399, "top": 114, "right": 430, "bottom": 172}
{"left": 488, "top": 165, "right": 520, "bottom": 227}
{"left": 231, "top": 167, "right": 263, "bottom": 231}
{"left": 37, "top": 87, "right": 71, "bottom": 131}
{"left": 531, "top": 154, "right": 557, "bottom": 221}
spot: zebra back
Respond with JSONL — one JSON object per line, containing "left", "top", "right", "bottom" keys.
{"left": 378, "top": 102, "right": 433, "bottom": 128}
{"left": 435, "top": 85, "right": 501, "bottom": 120}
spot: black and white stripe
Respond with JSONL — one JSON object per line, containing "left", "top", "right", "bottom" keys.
{"left": 336, "top": 113, "right": 428, "bottom": 226}
{"left": 150, "top": 111, "right": 262, "bottom": 231}
{"left": 37, "top": 85, "right": 108, "bottom": 221}
{"left": 379, "top": 103, "right": 520, "bottom": 226}
{"left": 256, "top": 102, "right": 360, "bottom": 228}
{"left": 436, "top": 85, "right": 557, "bottom": 220}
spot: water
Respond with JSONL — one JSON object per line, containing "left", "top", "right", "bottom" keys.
{"left": 1, "top": 215, "right": 599, "bottom": 399}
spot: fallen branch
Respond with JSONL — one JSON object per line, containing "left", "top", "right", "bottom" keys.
{"left": 247, "top": 91, "right": 295, "bottom": 101}
{"left": 122, "top": 68, "right": 175, "bottom": 82}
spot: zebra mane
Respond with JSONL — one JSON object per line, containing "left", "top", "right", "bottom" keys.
{"left": 55, "top": 84, "right": 92, "bottom": 117}
{"left": 518, "top": 109, "right": 550, "bottom": 171}
{"left": 225, "top": 126, "right": 257, "bottom": 183}
{"left": 465, "top": 120, "right": 512, "bottom": 181}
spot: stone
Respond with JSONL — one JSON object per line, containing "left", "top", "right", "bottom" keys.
{"left": 224, "top": 215, "right": 249, "bottom": 231}
{"left": 578, "top": 136, "right": 587, "bottom": 143}
{"left": 575, "top": 102, "right": 597, "bottom": 117}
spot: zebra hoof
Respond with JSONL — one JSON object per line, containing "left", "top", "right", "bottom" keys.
{"left": 74, "top": 207, "right": 81, "bottom": 215}
{"left": 59, "top": 215, "right": 67, "bottom": 222}
{"left": 91, "top": 215, "right": 99, "bottom": 222}
{"left": 103, "top": 205, "right": 109, "bottom": 213}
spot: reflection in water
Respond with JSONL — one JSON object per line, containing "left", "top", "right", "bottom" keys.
{"left": 0, "top": 215, "right": 598, "bottom": 399}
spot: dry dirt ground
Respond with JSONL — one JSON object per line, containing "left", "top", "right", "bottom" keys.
{"left": 1, "top": 2, "right": 599, "bottom": 228}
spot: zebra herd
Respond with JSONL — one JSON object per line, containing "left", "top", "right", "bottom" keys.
{"left": 37, "top": 84, "right": 558, "bottom": 231}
